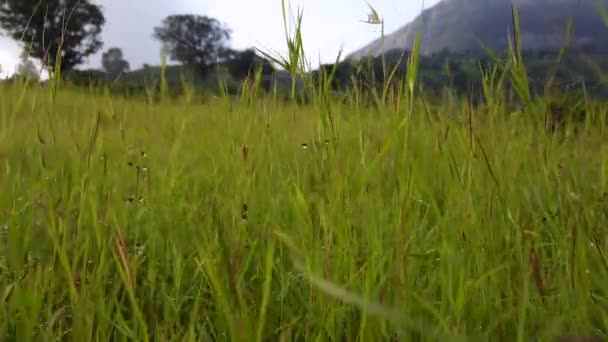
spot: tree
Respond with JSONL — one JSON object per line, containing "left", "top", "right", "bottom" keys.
{"left": 0, "top": 0, "right": 105, "bottom": 74}
{"left": 102, "top": 47, "right": 130, "bottom": 78}
{"left": 153, "top": 14, "right": 232, "bottom": 76}
{"left": 225, "top": 48, "right": 275, "bottom": 80}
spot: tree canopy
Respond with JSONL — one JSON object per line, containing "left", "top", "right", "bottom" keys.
{"left": 225, "top": 49, "right": 275, "bottom": 80}
{"left": 153, "top": 14, "right": 232, "bottom": 76}
{"left": 0, "top": 0, "right": 105, "bottom": 74}
{"left": 102, "top": 47, "right": 130, "bottom": 79}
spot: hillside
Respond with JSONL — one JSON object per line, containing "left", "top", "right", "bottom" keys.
{"left": 347, "top": 0, "right": 608, "bottom": 60}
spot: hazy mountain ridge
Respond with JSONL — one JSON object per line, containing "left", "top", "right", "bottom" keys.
{"left": 346, "top": 0, "right": 608, "bottom": 60}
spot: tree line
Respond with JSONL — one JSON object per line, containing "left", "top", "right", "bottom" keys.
{"left": 1, "top": 0, "right": 606, "bottom": 100}
{"left": 0, "top": 0, "right": 275, "bottom": 84}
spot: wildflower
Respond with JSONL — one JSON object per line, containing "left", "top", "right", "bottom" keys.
{"left": 135, "top": 244, "right": 145, "bottom": 257}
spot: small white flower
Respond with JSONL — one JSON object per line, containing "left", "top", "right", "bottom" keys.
{"left": 135, "top": 244, "right": 145, "bottom": 256}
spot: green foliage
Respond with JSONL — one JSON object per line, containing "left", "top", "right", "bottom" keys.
{"left": 506, "top": 3, "right": 532, "bottom": 109}
{"left": 153, "top": 14, "right": 232, "bottom": 78}
{"left": 255, "top": 0, "right": 308, "bottom": 101}
{"left": 64, "top": 51, "right": 281, "bottom": 101}
{"left": 1, "top": 65, "right": 607, "bottom": 340}
{"left": 324, "top": 49, "right": 608, "bottom": 102}
{"left": 2, "top": 4, "right": 608, "bottom": 339}
{"left": 101, "top": 48, "right": 130, "bottom": 80}
{"left": 224, "top": 49, "right": 275, "bottom": 80}
{"left": 0, "top": 0, "right": 105, "bottom": 73}
{"left": 2, "top": 0, "right": 608, "bottom": 338}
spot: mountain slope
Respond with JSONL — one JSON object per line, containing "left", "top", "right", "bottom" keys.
{"left": 347, "top": 0, "right": 608, "bottom": 60}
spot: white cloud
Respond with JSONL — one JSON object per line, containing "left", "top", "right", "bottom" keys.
{"left": 0, "top": 36, "right": 20, "bottom": 78}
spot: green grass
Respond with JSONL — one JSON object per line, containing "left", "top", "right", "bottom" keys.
{"left": 1, "top": 72, "right": 607, "bottom": 341}
{"left": 1, "top": 3, "right": 608, "bottom": 341}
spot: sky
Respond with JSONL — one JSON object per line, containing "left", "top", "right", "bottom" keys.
{"left": 0, "top": 0, "right": 440, "bottom": 78}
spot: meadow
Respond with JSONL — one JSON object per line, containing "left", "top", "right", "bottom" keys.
{"left": 1, "top": 8, "right": 608, "bottom": 341}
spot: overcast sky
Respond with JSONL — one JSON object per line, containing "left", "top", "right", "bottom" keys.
{"left": 0, "top": 0, "right": 439, "bottom": 78}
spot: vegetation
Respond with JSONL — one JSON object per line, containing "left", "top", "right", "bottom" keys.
{"left": 0, "top": 0, "right": 105, "bottom": 74}
{"left": 321, "top": 48, "right": 608, "bottom": 100}
{"left": 1, "top": 1, "right": 608, "bottom": 341}
{"left": 347, "top": 0, "right": 608, "bottom": 59}
{"left": 153, "top": 14, "right": 234, "bottom": 79}
{"left": 101, "top": 48, "right": 130, "bottom": 80}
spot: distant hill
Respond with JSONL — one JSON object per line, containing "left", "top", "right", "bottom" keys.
{"left": 347, "top": 0, "right": 608, "bottom": 60}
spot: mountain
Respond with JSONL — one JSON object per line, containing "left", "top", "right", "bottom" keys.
{"left": 346, "top": 0, "right": 608, "bottom": 60}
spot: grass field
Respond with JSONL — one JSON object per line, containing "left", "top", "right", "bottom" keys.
{"left": 1, "top": 72, "right": 607, "bottom": 341}
{"left": 1, "top": 6, "right": 608, "bottom": 340}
